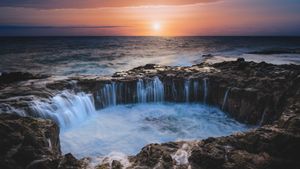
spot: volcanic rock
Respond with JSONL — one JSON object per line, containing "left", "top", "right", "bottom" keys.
{"left": 0, "top": 59, "right": 299, "bottom": 168}
{"left": 0, "top": 114, "right": 86, "bottom": 169}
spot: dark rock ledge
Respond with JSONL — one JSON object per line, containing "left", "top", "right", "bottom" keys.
{"left": 0, "top": 114, "right": 86, "bottom": 169}
{"left": 0, "top": 59, "right": 300, "bottom": 169}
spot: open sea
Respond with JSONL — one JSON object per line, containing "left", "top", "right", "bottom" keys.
{"left": 0, "top": 36, "right": 299, "bottom": 76}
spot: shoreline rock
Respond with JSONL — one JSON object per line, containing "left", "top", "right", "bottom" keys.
{"left": 0, "top": 113, "right": 87, "bottom": 169}
{"left": 0, "top": 59, "right": 299, "bottom": 168}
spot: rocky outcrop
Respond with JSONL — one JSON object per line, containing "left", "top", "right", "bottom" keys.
{"left": 129, "top": 107, "right": 300, "bottom": 169}
{"left": 0, "top": 72, "right": 49, "bottom": 89}
{"left": 1, "top": 60, "right": 299, "bottom": 125}
{"left": 125, "top": 60, "right": 300, "bottom": 169}
{"left": 0, "top": 114, "right": 86, "bottom": 169}
{"left": 0, "top": 59, "right": 299, "bottom": 168}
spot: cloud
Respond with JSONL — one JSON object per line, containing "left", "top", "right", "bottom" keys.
{"left": 0, "top": 0, "right": 220, "bottom": 9}
{"left": 0, "top": 25, "right": 127, "bottom": 29}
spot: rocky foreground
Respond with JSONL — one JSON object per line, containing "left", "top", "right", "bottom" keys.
{"left": 0, "top": 59, "right": 300, "bottom": 169}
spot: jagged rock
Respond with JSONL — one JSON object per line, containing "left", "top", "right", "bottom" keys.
{"left": 237, "top": 57, "right": 245, "bottom": 62}
{"left": 202, "top": 54, "right": 214, "bottom": 58}
{"left": 188, "top": 125, "right": 300, "bottom": 169}
{"left": 0, "top": 72, "right": 48, "bottom": 85}
{"left": 57, "top": 153, "right": 83, "bottom": 169}
{"left": 96, "top": 163, "right": 110, "bottom": 169}
{"left": 0, "top": 60, "right": 299, "bottom": 169}
{"left": 143, "top": 64, "right": 156, "bottom": 69}
{"left": 111, "top": 160, "right": 123, "bottom": 169}
{"left": 132, "top": 143, "right": 175, "bottom": 169}
{"left": 0, "top": 114, "right": 85, "bottom": 169}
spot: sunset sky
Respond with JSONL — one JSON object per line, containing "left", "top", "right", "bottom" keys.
{"left": 0, "top": 0, "right": 300, "bottom": 36}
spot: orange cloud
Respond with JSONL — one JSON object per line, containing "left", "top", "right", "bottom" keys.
{"left": 1, "top": 0, "right": 299, "bottom": 36}
{"left": 0, "top": 0, "right": 220, "bottom": 9}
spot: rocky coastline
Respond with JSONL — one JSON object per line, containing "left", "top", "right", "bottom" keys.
{"left": 0, "top": 59, "right": 299, "bottom": 169}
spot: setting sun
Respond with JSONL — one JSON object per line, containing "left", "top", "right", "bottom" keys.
{"left": 152, "top": 22, "right": 161, "bottom": 31}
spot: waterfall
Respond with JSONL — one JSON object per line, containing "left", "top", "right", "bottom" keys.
{"left": 184, "top": 80, "right": 190, "bottom": 102}
{"left": 259, "top": 110, "right": 267, "bottom": 126}
{"left": 28, "top": 76, "right": 164, "bottom": 128}
{"left": 193, "top": 81, "right": 199, "bottom": 102}
{"left": 136, "top": 76, "right": 164, "bottom": 103}
{"left": 31, "top": 91, "right": 96, "bottom": 128}
{"left": 152, "top": 77, "right": 164, "bottom": 102}
{"left": 203, "top": 78, "right": 208, "bottom": 104}
{"left": 99, "top": 82, "right": 117, "bottom": 107}
{"left": 172, "top": 80, "right": 178, "bottom": 100}
{"left": 222, "top": 88, "right": 230, "bottom": 110}
{"left": 137, "top": 79, "right": 147, "bottom": 103}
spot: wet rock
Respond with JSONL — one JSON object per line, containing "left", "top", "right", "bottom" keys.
{"left": 132, "top": 143, "right": 176, "bottom": 169}
{"left": 96, "top": 163, "right": 110, "bottom": 169}
{"left": 0, "top": 114, "right": 84, "bottom": 169}
{"left": 111, "top": 160, "right": 123, "bottom": 169}
{"left": 58, "top": 153, "right": 83, "bottom": 169}
{"left": 237, "top": 58, "right": 245, "bottom": 62}
{"left": 0, "top": 60, "right": 299, "bottom": 169}
{"left": 143, "top": 64, "right": 156, "bottom": 69}
{"left": 0, "top": 72, "right": 48, "bottom": 85}
{"left": 202, "top": 54, "right": 214, "bottom": 58}
{"left": 188, "top": 125, "right": 300, "bottom": 169}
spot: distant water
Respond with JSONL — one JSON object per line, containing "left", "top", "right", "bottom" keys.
{"left": 0, "top": 36, "right": 299, "bottom": 76}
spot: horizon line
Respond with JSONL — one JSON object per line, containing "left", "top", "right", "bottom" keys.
{"left": 1, "top": 35, "right": 300, "bottom": 38}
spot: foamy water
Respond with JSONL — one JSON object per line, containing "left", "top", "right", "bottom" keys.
{"left": 60, "top": 103, "right": 250, "bottom": 158}
{"left": 1, "top": 37, "right": 299, "bottom": 75}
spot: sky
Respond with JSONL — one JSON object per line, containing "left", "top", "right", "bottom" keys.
{"left": 0, "top": 0, "right": 299, "bottom": 36}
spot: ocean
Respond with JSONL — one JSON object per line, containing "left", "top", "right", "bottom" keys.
{"left": 0, "top": 36, "right": 299, "bottom": 76}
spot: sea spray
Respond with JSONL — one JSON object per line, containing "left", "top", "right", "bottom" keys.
{"left": 172, "top": 143, "right": 191, "bottom": 165}
{"left": 88, "top": 152, "right": 131, "bottom": 169}
{"left": 31, "top": 91, "right": 95, "bottom": 128}
{"left": 60, "top": 103, "right": 250, "bottom": 158}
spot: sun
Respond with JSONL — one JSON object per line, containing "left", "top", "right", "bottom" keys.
{"left": 152, "top": 22, "right": 161, "bottom": 31}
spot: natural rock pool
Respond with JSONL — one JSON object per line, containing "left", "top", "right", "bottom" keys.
{"left": 60, "top": 103, "right": 250, "bottom": 158}
{"left": 1, "top": 61, "right": 299, "bottom": 168}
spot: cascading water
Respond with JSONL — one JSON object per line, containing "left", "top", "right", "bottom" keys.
{"left": 193, "top": 81, "right": 199, "bottom": 102}
{"left": 98, "top": 82, "right": 117, "bottom": 107}
{"left": 184, "top": 80, "right": 190, "bottom": 102}
{"left": 1, "top": 103, "right": 26, "bottom": 117}
{"left": 203, "top": 78, "right": 208, "bottom": 103}
{"left": 28, "top": 77, "right": 165, "bottom": 128}
{"left": 222, "top": 88, "right": 230, "bottom": 110}
{"left": 259, "top": 110, "right": 267, "bottom": 126}
{"left": 2, "top": 76, "right": 252, "bottom": 162}
{"left": 172, "top": 80, "right": 178, "bottom": 100}
{"left": 137, "top": 79, "right": 147, "bottom": 103}
{"left": 136, "top": 76, "right": 164, "bottom": 103}
{"left": 31, "top": 91, "right": 96, "bottom": 128}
